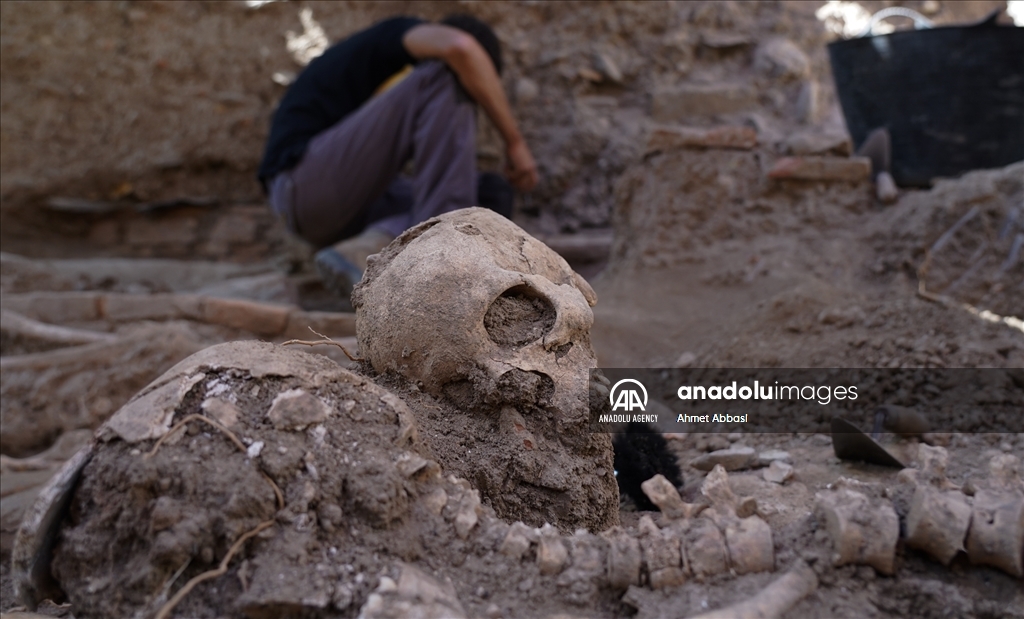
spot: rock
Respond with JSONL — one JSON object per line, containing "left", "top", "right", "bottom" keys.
{"left": 763, "top": 460, "right": 794, "bottom": 484}
{"left": 700, "top": 30, "right": 754, "bottom": 49}
{"left": 690, "top": 446, "right": 756, "bottom": 472}
{"left": 674, "top": 352, "right": 698, "bottom": 368}
{"left": 537, "top": 531, "right": 569, "bottom": 575}
{"left": 651, "top": 83, "right": 757, "bottom": 121}
{"left": 267, "top": 389, "right": 329, "bottom": 431}
{"left": 515, "top": 78, "right": 539, "bottom": 104}
{"left": 201, "top": 397, "right": 241, "bottom": 428}
{"left": 782, "top": 131, "right": 852, "bottom": 157}
{"left": 454, "top": 488, "right": 481, "bottom": 539}
{"left": 499, "top": 521, "right": 535, "bottom": 560}
{"left": 815, "top": 488, "right": 899, "bottom": 575}
{"left": 423, "top": 488, "right": 447, "bottom": 516}
{"left": 593, "top": 51, "right": 622, "bottom": 83}
{"left": 646, "top": 125, "right": 758, "bottom": 154}
{"left": 755, "top": 450, "right": 792, "bottom": 467}
{"left": 767, "top": 156, "right": 871, "bottom": 182}
{"left": 578, "top": 67, "right": 603, "bottom": 83}
{"left": 358, "top": 563, "right": 467, "bottom": 619}
{"left": 754, "top": 37, "right": 810, "bottom": 81}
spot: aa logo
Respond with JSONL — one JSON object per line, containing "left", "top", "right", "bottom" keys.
{"left": 609, "top": 379, "right": 647, "bottom": 412}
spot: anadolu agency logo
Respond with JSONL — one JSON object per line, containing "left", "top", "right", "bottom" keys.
{"left": 609, "top": 379, "right": 647, "bottom": 412}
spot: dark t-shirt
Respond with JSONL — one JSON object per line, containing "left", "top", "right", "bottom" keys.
{"left": 257, "top": 16, "right": 424, "bottom": 190}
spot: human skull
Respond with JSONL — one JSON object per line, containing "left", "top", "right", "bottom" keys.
{"left": 353, "top": 207, "right": 598, "bottom": 422}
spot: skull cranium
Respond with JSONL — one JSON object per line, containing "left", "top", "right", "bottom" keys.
{"left": 353, "top": 207, "right": 598, "bottom": 422}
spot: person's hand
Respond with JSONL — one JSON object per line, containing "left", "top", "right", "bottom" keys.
{"left": 505, "top": 140, "right": 539, "bottom": 192}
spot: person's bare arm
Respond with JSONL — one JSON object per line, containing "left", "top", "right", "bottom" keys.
{"left": 403, "top": 23, "right": 538, "bottom": 191}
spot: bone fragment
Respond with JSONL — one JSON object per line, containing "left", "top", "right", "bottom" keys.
{"left": 815, "top": 488, "right": 899, "bottom": 575}
{"left": 686, "top": 560, "right": 818, "bottom": 619}
{"left": 601, "top": 526, "right": 641, "bottom": 589}
{"left": 638, "top": 515, "right": 685, "bottom": 588}
{"left": 966, "top": 489, "right": 1024, "bottom": 577}
{"left": 904, "top": 484, "right": 972, "bottom": 565}
{"left": 0, "top": 309, "right": 116, "bottom": 346}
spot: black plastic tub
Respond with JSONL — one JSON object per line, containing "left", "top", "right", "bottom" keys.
{"left": 828, "top": 21, "right": 1024, "bottom": 187}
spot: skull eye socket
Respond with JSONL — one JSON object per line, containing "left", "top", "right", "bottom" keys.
{"left": 484, "top": 285, "right": 556, "bottom": 347}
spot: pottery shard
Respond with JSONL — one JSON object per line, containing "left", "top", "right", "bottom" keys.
{"left": 966, "top": 489, "right": 1024, "bottom": 577}
{"left": 691, "top": 447, "right": 756, "bottom": 472}
{"left": 601, "top": 527, "right": 641, "bottom": 589}
{"left": 267, "top": 389, "right": 329, "bottom": 431}
{"left": 815, "top": 488, "right": 899, "bottom": 575}
{"left": 905, "top": 485, "right": 972, "bottom": 565}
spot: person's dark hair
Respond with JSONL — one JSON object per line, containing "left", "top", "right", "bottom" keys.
{"left": 440, "top": 13, "right": 502, "bottom": 76}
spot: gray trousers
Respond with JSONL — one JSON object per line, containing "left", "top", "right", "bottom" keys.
{"left": 269, "top": 61, "right": 477, "bottom": 248}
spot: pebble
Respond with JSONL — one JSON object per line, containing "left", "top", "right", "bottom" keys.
{"left": 690, "top": 446, "right": 756, "bottom": 471}
{"left": 763, "top": 460, "right": 794, "bottom": 484}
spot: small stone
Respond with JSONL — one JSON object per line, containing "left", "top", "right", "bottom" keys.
{"left": 674, "top": 352, "right": 698, "bottom": 368}
{"left": 700, "top": 30, "right": 753, "bottom": 49}
{"left": 578, "top": 67, "right": 603, "bottom": 82}
{"left": 594, "top": 51, "right": 622, "bottom": 83}
{"left": 422, "top": 487, "right": 448, "bottom": 516}
{"left": 537, "top": 535, "right": 569, "bottom": 575}
{"left": 267, "top": 389, "right": 329, "bottom": 431}
{"left": 454, "top": 488, "right": 481, "bottom": 539}
{"left": 499, "top": 522, "right": 534, "bottom": 560}
{"left": 756, "top": 450, "right": 792, "bottom": 466}
{"left": 754, "top": 37, "right": 810, "bottom": 81}
{"left": 515, "top": 78, "right": 539, "bottom": 104}
{"left": 246, "top": 441, "right": 264, "bottom": 459}
{"left": 782, "top": 131, "right": 852, "bottom": 157}
{"left": 201, "top": 397, "right": 241, "bottom": 428}
{"left": 690, "top": 446, "right": 756, "bottom": 472}
{"left": 486, "top": 603, "right": 503, "bottom": 619}
{"left": 763, "top": 460, "right": 794, "bottom": 484}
